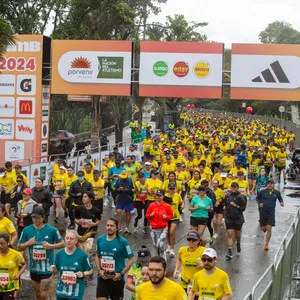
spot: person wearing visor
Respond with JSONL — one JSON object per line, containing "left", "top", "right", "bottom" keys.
{"left": 173, "top": 231, "right": 206, "bottom": 296}
{"left": 113, "top": 170, "right": 134, "bottom": 235}
{"left": 126, "top": 245, "right": 151, "bottom": 292}
{"left": 145, "top": 190, "right": 173, "bottom": 258}
{"left": 190, "top": 248, "right": 232, "bottom": 300}
{"left": 18, "top": 206, "right": 64, "bottom": 300}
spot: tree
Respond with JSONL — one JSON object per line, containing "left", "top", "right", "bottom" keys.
{"left": 0, "top": 17, "right": 14, "bottom": 58}
{"left": 259, "top": 21, "right": 300, "bottom": 44}
{"left": 0, "top": 0, "right": 68, "bottom": 34}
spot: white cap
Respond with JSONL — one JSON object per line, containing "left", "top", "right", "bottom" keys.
{"left": 202, "top": 248, "right": 217, "bottom": 258}
{"left": 145, "top": 162, "right": 151, "bottom": 166}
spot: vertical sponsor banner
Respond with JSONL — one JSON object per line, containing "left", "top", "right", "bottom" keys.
{"left": 139, "top": 41, "right": 224, "bottom": 98}
{"left": 0, "top": 35, "right": 44, "bottom": 163}
{"left": 231, "top": 43, "right": 300, "bottom": 100}
{"left": 51, "top": 40, "right": 133, "bottom": 96}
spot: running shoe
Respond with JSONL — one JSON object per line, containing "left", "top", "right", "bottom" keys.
{"left": 64, "top": 209, "right": 68, "bottom": 218}
{"left": 213, "top": 233, "right": 219, "bottom": 239}
{"left": 111, "top": 202, "right": 116, "bottom": 208}
{"left": 179, "top": 216, "right": 183, "bottom": 223}
{"left": 225, "top": 252, "right": 233, "bottom": 260}
{"left": 143, "top": 227, "right": 148, "bottom": 234}
{"left": 166, "top": 245, "right": 171, "bottom": 253}
{"left": 54, "top": 217, "right": 59, "bottom": 224}
{"left": 264, "top": 243, "right": 269, "bottom": 251}
{"left": 103, "top": 199, "right": 108, "bottom": 206}
{"left": 134, "top": 219, "right": 138, "bottom": 228}
{"left": 237, "top": 242, "right": 241, "bottom": 253}
{"left": 169, "top": 249, "right": 175, "bottom": 258}
{"left": 163, "top": 250, "right": 167, "bottom": 261}
{"left": 68, "top": 223, "right": 75, "bottom": 230}
{"left": 124, "top": 227, "right": 129, "bottom": 234}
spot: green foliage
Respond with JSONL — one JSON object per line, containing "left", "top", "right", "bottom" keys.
{"left": 259, "top": 21, "right": 300, "bottom": 44}
{"left": 0, "top": 17, "right": 14, "bottom": 57}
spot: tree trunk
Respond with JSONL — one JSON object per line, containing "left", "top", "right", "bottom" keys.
{"left": 115, "top": 97, "right": 125, "bottom": 144}
{"left": 91, "top": 96, "right": 100, "bottom": 151}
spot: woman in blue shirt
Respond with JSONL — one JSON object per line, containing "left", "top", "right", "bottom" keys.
{"left": 50, "top": 230, "right": 93, "bottom": 300}
{"left": 189, "top": 185, "right": 213, "bottom": 238}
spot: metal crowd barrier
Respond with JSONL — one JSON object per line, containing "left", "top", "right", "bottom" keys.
{"left": 243, "top": 208, "right": 300, "bottom": 300}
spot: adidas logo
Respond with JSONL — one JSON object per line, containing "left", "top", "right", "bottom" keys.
{"left": 112, "top": 248, "right": 117, "bottom": 251}
{"left": 252, "top": 60, "right": 289, "bottom": 83}
{"left": 44, "top": 235, "right": 49, "bottom": 239}
{"left": 74, "top": 262, "right": 78, "bottom": 265}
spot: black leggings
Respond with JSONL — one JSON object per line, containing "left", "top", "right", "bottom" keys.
{"left": 135, "top": 201, "right": 147, "bottom": 226}
{"left": 207, "top": 214, "right": 214, "bottom": 238}
{"left": 0, "top": 290, "right": 16, "bottom": 300}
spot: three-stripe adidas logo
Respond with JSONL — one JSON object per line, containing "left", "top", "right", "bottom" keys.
{"left": 252, "top": 60, "right": 290, "bottom": 83}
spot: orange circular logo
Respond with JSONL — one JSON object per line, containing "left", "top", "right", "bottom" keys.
{"left": 173, "top": 62, "right": 189, "bottom": 77}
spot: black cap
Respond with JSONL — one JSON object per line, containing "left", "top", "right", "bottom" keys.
{"left": 137, "top": 245, "right": 151, "bottom": 262}
{"left": 237, "top": 171, "right": 244, "bottom": 176}
{"left": 156, "top": 190, "right": 164, "bottom": 196}
{"left": 235, "top": 161, "right": 242, "bottom": 165}
{"left": 168, "top": 182, "right": 176, "bottom": 190}
{"left": 267, "top": 179, "right": 275, "bottom": 184}
{"left": 151, "top": 169, "right": 159, "bottom": 175}
{"left": 31, "top": 206, "right": 45, "bottom": 218}
{"left": 187, "top": 230, "right": 200, "bottom": 240}
{"left": 15, "top": 164, "right": 22, "bottom": 169}
{"left": 86, "top": 155, "right": 92, "bottom": 159}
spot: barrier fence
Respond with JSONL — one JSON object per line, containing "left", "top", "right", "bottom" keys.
{"left": 243, "top": 208, "right": 300, "bottom": 300}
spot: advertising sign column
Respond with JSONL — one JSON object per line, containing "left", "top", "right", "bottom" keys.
{"left": 0, "top": 35, "right": 44, "bottom": 164}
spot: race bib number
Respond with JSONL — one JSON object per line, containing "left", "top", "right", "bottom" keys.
{"left": 101, "top": 259, "right": 115, "bottom": 272}
{"left": 145, "top": 145, "right": 150, "bottom": 150}
{"left": 61, "top": 271, "right": 77, "bottom": 285}
{"left": 187, "top": 284, "right": 192, "bottom": 295}
{"left": 221, "top": 172, "right": 227, "bottom": 177}
{"left": 239, "top": 188, "right": 245, "bottom": 194}
{"left": 33, "top": 245, "right": 46, "bottom": 261}
{"left": 94, "top": 191, "right": 99, "bottom": 198}
{"left": 84, "top": 219, "right": 93, "bottom": 226}
{"left": 249, "top": 165, "right": 256, "bottom": 171}
{"left": 200, "top": 298, "right": 214, "bottom": 300}
{"left": 279, "top": 158, "right": 285, "bottom": 163}
{"left": 56, "top": 180, "right": 62, "bottom": 187}
{"left": 141, "top": 189, "right": 147, "bottom": 196}
{"left": 0, "top": 273, "right": 9, "bottom": 286}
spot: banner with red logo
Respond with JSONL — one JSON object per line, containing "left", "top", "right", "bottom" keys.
{"left": 231, "top": 44, "right": 300, "bottom": 100}
{"left": 139, "top": 41, "right": 224, "bottom": 98}
{"left": 0, "top": 35, "right": 46, "bottom": 163}
{"left": 51, "top": 40, "right": 133, "bottom": 96}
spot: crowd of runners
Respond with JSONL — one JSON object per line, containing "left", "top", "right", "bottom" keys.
{"left": 0, "top": 111, "right": 295, "bottom": 300}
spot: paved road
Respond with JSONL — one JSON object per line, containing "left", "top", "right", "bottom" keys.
{"left": 75, "top": 182, "right": 299, "bottom": 300}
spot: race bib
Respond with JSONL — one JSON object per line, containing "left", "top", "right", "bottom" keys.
{"left": 61, "top": 271, "right": 77, "bottom": 285}
{"left": 187, "top": 284, "right": 192, "bottom": 295}
{"left": 279, "top": 158, "right": 285, "bottom": 163}
{"left": 32, "top": 245, "right": 46, "bottom": 261}
{"left": 94, "top": 191, "right": 99, "bottom": 198}
{"left": 84, "top": 219, "right": 93, "bottom": 226}
{"left": 145, "top": 145, "right": 150, "bottom": 150}
{"left": 56, "top": 181, "right": 62, "bottom": 187}
{"left": 100, "top": 258, "right": 115, "bottom": 272}
{"left": 249, "top": 165, "right": 256, "bottom": 171}
{"left": 199, "top": 298, "right": 214, "bottom": 300}
{"left": 141, "top": 189, "right": 147, "bottom": 196}
{"left": 0, "top": 273, "right": 9, "bottom": 286}
{"left": 221, "top": 172, "right": 228, "bottom": 177}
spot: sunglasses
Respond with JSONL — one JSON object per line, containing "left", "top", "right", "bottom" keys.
{"left": 16, "top": 180, "right": 23, "bottom": 182}
{"left": 202, "top": 257, "right": 214, "bottom": 262}
{"left": 187, "top": 238, "right": 197, "bottom": 242}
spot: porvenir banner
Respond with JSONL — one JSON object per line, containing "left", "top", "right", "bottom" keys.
{"left": 139, "top": 41, "right": 224, "bottom": 98}
{"left": 231, "top": 43, "right": 300, "bottom": 100}
{"left": 0, "top": 35, "right": 50, "bottom": 163}
{"left": 51, "top": 40, "right": 133, "bottom": 96}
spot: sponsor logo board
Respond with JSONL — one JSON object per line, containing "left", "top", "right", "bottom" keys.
{"left": 0, "top": 119, "right": 14, "bottom": 139}
{"left": 17, "top": 75, "right": 36, "bottom": 95}
{"left": 15, "top": 119, "right": 35, "bottom": 140}
{"left": 0, "top": 75, "right": 15, "bottom": 95}
{"left": 16, "top": 97, "right": 35, "bottom": 118}
{"left": 5, "top": 141, "right": 24, "bottom": 161}
{"left": 0, "top": 97, "right": 14, "bottom": 117}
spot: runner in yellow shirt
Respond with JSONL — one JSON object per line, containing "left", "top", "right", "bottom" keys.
{"left": 89, "top": 169, "right": 105, "bottom": 215}
{"left": 0, "top": 204, "right": 17, "bottom": 246}
{"left": 187, "top": 170, "right": 202, "bottom": 200}
{"left": 164, "top": 183, "right": 183, "bottom": 258}
{"left": 276, "top": 146, "right": 288, "bottom": 185}
{"left": 53, "top": 166, "right": 67, "bottom": 224}
{"left": 232, "top": 171, "right": 249, "bottom": 197}
{"left": 0, "top": 167, "right": 16, "bottom": 216}
{"left": 0, "top": 233, "right": 27, "bottom": 296}
{"left": 190, "top": 248, "right": 232, "bottom": 300}
{"left": 220, "top": 150, "right": 235, "bottom": 172}
{"left": 173, "top": 231, "right": 205, "bottom": 294}
{"left": 161, "top": 156, "right": 176, "bottom": 181}
{"left": 83, "top": 163, "right": 94, "bottom": 182}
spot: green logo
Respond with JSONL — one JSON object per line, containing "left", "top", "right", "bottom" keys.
{"left": 153, "top": 61, "right": 168, "bottom": 77}
{"left": 98, "top": 57, "right": 124, "bottom": 79}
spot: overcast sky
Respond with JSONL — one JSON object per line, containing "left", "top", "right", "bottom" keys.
{"left": 150, "top": 0, "right": 300, "bottom": 47}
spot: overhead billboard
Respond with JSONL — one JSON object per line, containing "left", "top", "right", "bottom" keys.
{"left": 139, "top": 41, "right": 224, "bottom": 98}
{"left": 51, "top": 40, "right": 133, "bottom": 96}
{"left": 0, "top": 35, "right": 50, "bottom": 163}
{"left": 231, "top": 43, "right": 300, "bottom": 100}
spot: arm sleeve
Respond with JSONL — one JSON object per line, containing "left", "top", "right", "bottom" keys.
{"left": 145, "top": 203, "right": 153, "bottom": 219}
{"left": 238, "top": 195, "right": 247, "bottom": 212}
{"left": 277, "top": 191, "right": 284, "bottom": 203}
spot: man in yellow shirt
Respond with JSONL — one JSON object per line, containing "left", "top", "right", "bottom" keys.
{"left": 190, "top": 248, "right": 232, "bottom": 300}
{"left": 0, "top": 167, "right": 16, "bottom": 216}
{"left": 133, "top": 256, "right": 187, "bottom": 300}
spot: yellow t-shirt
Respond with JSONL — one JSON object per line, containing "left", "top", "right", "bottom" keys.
{"left": 188, "top": 179, "right": 201, "bottom": 198}
{"left": 102, "top": 164, "right": 109, "bottom": 181}
{"left": 229, "top": 167, "right": 247, "bottom": 177}
{"left": 143, "top": 138, "right": 153, "bottom": 152}
{"left": 144, "top": 178, "right": 163, "bottom": 201}
{"left": 192, "top": 267, "right": 232, "bottom": 299}
{"left": 53, "top": 173, "right": 67, "bottom": 191}
{"left": 0, "top": 176, "right": 16, "bottom": 194}
{"left": 212, "top": 188, "right": 225, "bottom": 203}
{"left": 220, "top": 156, "right": 235, "bottom": 171}
{"left": 276, "top": 151, "right": 288, "bottom": 167}
{"left": 0, "top": 217, "right": 16, "bottom": 238}
{"left": 134, "top": 180, "right": 148, "bottom": 201}
{"left": 134, "top": 278, "right": 187, "bottom": 300}
{"left": 161, "top": 163, "right": 176, "bottom": 181}
{"left": 163, "top": 180, "right": 181, "bottom": 196}
{"left": 83, "top": 171, "right": 93, "bottom": 183}
{"left": 90, "top": 178, "right": 105, "bottom": 199}
{"left": 248, "top": 160, "right": 259, "bottom": 174}
{"left": 13, "top": 173, "right": 29, "bottom": 187}
{"left": 0, "top": 248, "right": 25, "bottom": 292}
{"left": 168, "top": 193, "right": 183, "bottom": 220}
{"left": 178, "top": 245, "right": 205, "bottom": 288}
